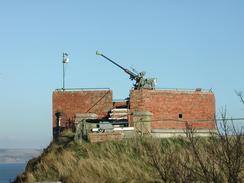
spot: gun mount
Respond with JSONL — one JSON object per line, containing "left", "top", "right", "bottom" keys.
{"left": 96, "top": 51, "right": 156, "bottom": 90}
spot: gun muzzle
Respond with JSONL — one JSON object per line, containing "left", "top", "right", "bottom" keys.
{"left": 96, "top": 50, "right": 102, "bottom": 56}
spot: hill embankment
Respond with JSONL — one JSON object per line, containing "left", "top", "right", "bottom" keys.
{"left": 14, "top": 130, "right": 244, "bottom": 183}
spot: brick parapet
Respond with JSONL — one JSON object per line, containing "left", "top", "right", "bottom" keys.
{"left": 129, "top": 89, "right": 216, "bottom": 130}
{"left": 52, "top": 90, "right": 113, "bottom": 129}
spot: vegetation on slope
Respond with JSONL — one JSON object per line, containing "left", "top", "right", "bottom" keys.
{"left": 14, "top": 125, "right": 243, "bottom": 183}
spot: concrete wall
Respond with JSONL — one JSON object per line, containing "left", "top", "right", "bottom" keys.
{"left": 52, "top": 90, "right": 113, "bottom": 128}
{"left": 129, "top": 89, "right": 216, "bottom": 129}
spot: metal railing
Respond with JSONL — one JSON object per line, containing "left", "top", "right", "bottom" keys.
{"left": 55, "top": 87, "right": 110, "bottom": 91}
{"left": 155, "top": 88, "right": 212, "bottom": 93}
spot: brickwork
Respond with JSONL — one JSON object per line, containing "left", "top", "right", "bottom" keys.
{"left": 129, "top": 89, "right": 216, "bottom": 129}
{"left": 113, "top": 100, "right": 128, "bottom": 108}
{"left": 52, "top": 88, "right": 216, "bottom": 139}
{"left": 52, "top": 90, "right": 113, "bottom": 128}
{"left": 88, "top": 132, "right": 125, "bottom": 143}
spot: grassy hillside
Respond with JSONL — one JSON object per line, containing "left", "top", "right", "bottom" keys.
{"left": 14, "top": 129, "right": 243, "bottom": 183}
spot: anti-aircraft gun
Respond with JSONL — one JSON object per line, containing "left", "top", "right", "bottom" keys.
{"left": 96, "top": 51, "right": 156, "bottom": 90}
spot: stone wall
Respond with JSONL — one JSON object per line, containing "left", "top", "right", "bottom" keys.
{"left": 88, "top": 132, "right": 125, "bottom": 143}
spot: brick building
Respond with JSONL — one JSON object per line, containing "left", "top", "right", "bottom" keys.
{"left": 52, "top": 88, "right": 216, "bottom": 137}
{"left": 52, "top": 89, "right": 113, "bottom": 128}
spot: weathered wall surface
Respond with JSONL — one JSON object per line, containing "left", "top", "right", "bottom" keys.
{"left": 52, "top": 90, "right": 113, "bottom": 128}
{"left": 88, "top": 132, "right": 125, "bottom": 143}
{"left": 129, "top": 89, "right": 216, "bottom": 129}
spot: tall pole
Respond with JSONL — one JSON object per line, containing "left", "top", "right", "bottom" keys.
{"left": 62, "top": 53, "right": 65, "bottom": 91}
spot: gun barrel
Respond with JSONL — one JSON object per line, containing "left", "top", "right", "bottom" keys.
{"left": 100, "top": 54, "right": 126, "bottom": 71}
{"left": 96, "top": 51, "right": 137, "bottom": 79}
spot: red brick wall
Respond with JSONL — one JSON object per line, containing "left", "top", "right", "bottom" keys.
{"left": 129, "top": 89, "right": 216, "bottom": 129}
{"left": 113, "top": 100, "right": 128, "bottom": 108}
{"left": 52, "top": 90, "right": 113, "bottom": 128}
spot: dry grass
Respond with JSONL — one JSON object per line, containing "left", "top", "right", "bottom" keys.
{"left": 14, "top": 129, "right": 243, "bottom": 183}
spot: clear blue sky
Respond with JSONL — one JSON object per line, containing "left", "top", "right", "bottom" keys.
{"left": 0, "top": 1, "right": 243, "bottom": 148}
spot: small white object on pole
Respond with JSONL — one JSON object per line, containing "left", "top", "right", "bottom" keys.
{"left": 62, "top": 52, "right": 69, "bottom": 90}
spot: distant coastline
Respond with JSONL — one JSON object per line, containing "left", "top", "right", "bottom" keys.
{"left": 0, "top": 149, "right": 41, "bottom": 164}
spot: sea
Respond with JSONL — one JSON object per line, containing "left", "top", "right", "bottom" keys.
{"left": 0, "top": 163, "right": 26, "bottom": 183}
